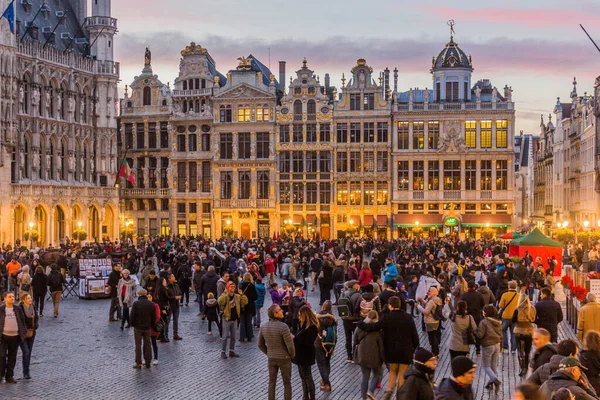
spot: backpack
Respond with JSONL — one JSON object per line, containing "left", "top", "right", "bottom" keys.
{"left": 319, "top": 322, "right": 338, "bottom": 356}
{"left": 360, "top": 299, "right": 375, "bottom": 319}
{"left": 337, "top": 291, "right": 351, "bottom": 318}
{"left": 432, "top": 303, "right": 447, "bottom": 321}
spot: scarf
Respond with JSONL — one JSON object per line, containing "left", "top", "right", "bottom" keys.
{"left": 23, "top": 303, "right": 34, "bottom": 319}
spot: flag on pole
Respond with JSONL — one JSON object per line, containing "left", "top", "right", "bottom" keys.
{"left": 1, "top": 0, "right": 14, "bottom": 33}
{"left": 118, "top": 159, "right": 135, "bottom": 185}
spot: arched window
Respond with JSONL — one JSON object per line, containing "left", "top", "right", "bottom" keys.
{"left": 195, "top": 79, "right": 199, "bottom": 90}
{"left": 293, "top": 100, "right": 302, "bottom": 121}
{"left": 307, "top": 100, "right": 316, "bottom": 120}
{"left": 49, "top": 82, "right": 55, "bottom": 118}
{"left": 142, "top": 86, "right": 151, "bottom": 106}
{"left": 83, "top": 146, "right": 89, "bottom": 182}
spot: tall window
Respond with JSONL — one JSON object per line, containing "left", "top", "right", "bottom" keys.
{"left": 188, "top": 134, "right": 197, "bottom": 152}
{"left": 124, "top": 123, "right": 133, "bottom": 148}
{"left": 292, "top": 183, "right": 304, "bottom": 203}
{"left": 350, "top": 94, "right": 361, "bottom": 110}
{"left": 496, "top": 160, "right": 508, "bottom": 190}
{"left": 257, "top": 171, "right": 269, "bottom": 199}
{"left": 220, "top": 133, "right": 233, "bottom": 159}
{"left": 177, "top": 162, "right": 186, "bottom": 192}
{"left": 307, "top": 100, "right": 316, "bottom": 121}
{"left": 413, "top": 161, "right": 424, "bottom": 190}
{"left": 219, "top": 105, "right": 232, "bottom": 122}
{"left": 293, "top": 124, "right": 303, "bottom": 143}
{"left": 148, "top": 122, "right": 157, "bottom": 149}
{"left": 143, "top": 86, "right": 151, "bottom": 106}
{"left": 466, "top": 160, "right": 476, "bottom": 190}
{"left": 306, "top": 124, "right": 317, "bottom": 143}
{"left": 177, "top": 135, "right": 186, "bottom": 152}
{"left": 256, "top": 132, "right": 269, "bottom": 159}
{"left": 320, "top": 152, "right": 331, "bottom": 172}
{"left": 237, "top": 105, "right": 251, "bottom": 122}
{"left": 279, "top": 151, "right": 290, "bottom": 173}
{"left": 22, "top": 139, "right": 29, "bottom": 179}
{"left": 189, "top": 162, "right": 197, "bottom": 192}
{"left": 306, "top": 182, "right": 318, "bottom": 204}
{"left": 377, "top": 151, "right": 388, "bottom": 172}
{"left": 350, "top": 123, "right": 361, "bottom": 143}
{"left": 428, "top": 161, "right": 439, "bottom": 190}
{"left": 445, "top": 81, "right": 459, "bottom": 101}
{"left": 293, "top": 100, "right": 302, "bottom": 121}
{"left": 496, "top": 120, "right": 508, "bottom": 148}
{"left": 364, "top": 182, "right": 374, "bottom": 205}
{"left": 364, "top": 93, "right": 374, "bottom": 110}
{"left": 257, "top": 105, "right": 270, "bottom": 121}
{"left": 306, "top": 151, "right": 317, "bottom": 172}
{"left": 481, "top": 160, "right": 492, "bottom": 190}
{"left": 336, "top": 182, "right": 348, "bottom": 204}
{"left": 376, "top": 182, "right": 388, "bottom": 205}
{"left": 292, "top": 151, "right": 303, "bottom": 173}
{"left": 413, "top": 121, "right": 424, "bottom": 149}
{"left": 160, "top": 122, "right": 169, "bottom": 148}
{"left": 239, "top": 171, "right": 251, "bottom": 199}
{"left": 320, "top": 124, "right": 330, "bottom": 142}
{"left": 201, "top": 134, "right": 210, "bottom": 151}
{"left": 201, "top": 161, "right": 211, "bottom": 192}
{"left": 349, "top": 151, "right": 361, "bottom": 172}
{"left": 481, "top": 120, "right": 492, "bottom": 148}
{"left": 443, "top": 160, "right": 461, "bottom": 190}
{"left": 398, "top": 161, "right": 409, "bottom": 190}
{"left": 465, "top": 121, "right": 476, "bottom": 148}
{"left": 238, "top": 132, "right": 251, "bottom": 159}
{"left": 377, "top": 122, "right": 388, "bottom": 143}
{"left": 428, "top": 121, "right": 439, "bottom": 149}
{"left": 336, "top": 152, "right": 347, "bottom": 172}
{"left": 349, "top": 182, "right": 361, "bottom": 205}
{"left": 280, "top": 125, "right": 289, "bottom": 143}
{"left": 398, "top": 121, "right": 409, "bottom": 149}
{"left": 220, "top": 172, "right": 232, "bottom": 199}
{"left": 320, "top": 183, "right": 331, "bottom": 204}
{"left": 280, "top": 183, "right": 290, "bottom": 204}
{"left": 337, "top": 123, "right": 347, "bottom": 143}
{"left": 363, "top": 122, "right": 374, "bottom": 143}
{"left": 363, "top": 151, "right": 374, "bottom": 172}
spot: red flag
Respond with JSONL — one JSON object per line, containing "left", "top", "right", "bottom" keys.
{"left": 118, "top": 159, "right": 135, "bottom": 185}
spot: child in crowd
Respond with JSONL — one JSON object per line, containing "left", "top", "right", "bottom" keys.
{"left": 204, "top": 292, "right": 222, "bottom": 337}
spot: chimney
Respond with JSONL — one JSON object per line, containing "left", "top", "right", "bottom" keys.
{"left": 384, "top": 68, "right": 390, "bottom": 100}
{"left": 324, "top": 73, "right": 330, "bottom": 91}
{"left": 278, "top": 61, "right": 286, "bottom": 92}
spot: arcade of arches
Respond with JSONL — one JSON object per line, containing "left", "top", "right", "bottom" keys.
{"left": 13, "top": 203, "right": 118, "bottom": 247}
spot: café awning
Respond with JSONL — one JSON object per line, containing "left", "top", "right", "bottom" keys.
{"left": 461, "top": 214, "right": 512, "bottom": 227}
{"left": 377, "top": 215, "right": 388, "bottom": 226}
{"left": 364, "top": 215, "right": 374, "bottom": 226}
{"left": 393, "top": 214, "right": 442, "bottom": 227}
{"left": 292, "top": 215, "right": 303, "bottom": 225}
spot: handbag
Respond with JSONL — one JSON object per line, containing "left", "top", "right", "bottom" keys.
{"left": 21, "top": 283, "right": 31, "bottom": 292}
{"left": 464, "top": 315, "right": 477, "bottom": 345}
{"left": 153, "top": 317, "right": 165, "bottom": 333}
{"left": 26, "top": 328, "right": 35, "bottom": 339}
{"left": 498, "top": 292, "right": 517, "bottom": 319}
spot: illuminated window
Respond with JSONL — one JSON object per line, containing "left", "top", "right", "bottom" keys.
{"left": 496, "top": 120, "right": 507, "bottom": 148}
{"left": 481, "top": 160, "right": 492, "bottom": 190}
{"left": 349, "top": 182, "right": 361, "bottom": 205}
{"left": 257, "top": 105, "right": 270, "bottom": 121}
{"left": 376, "top": 182, "right": 388, "bottom": 205}
{"left": 398, "top": 161, "right": 409, "bottom": 190}
{"left": 363, "top": 151, "right": 374, "bottom": 172}
{"left": 279, "top": 183, "right": 290, "bottom": 204}
{"left": 465, "top": 160, "right": 476, "bottom": 190}
{"left": 336, "top": 181, "right": 348, "bottom": 205}
{"left": 496, "top": 160, "right": 507, "bottom": 190}
{"left": 465, "top": 121, "right": 476, "bottom": 148}
{"left": 428, "top": 121, "right": 439, "bottom": 150}
{"left": 443, "top": 160, "right": 461, "bottom": 190}
{"left": 413, "top": 161, "right": 424, "bottom": 190}
{"left": 292, "top": 183, "right": 304, "bottom": 204}
{"left": 237, "top": 105, "right": 251, "bottom": 122}
{"left": 398, "top": 122, "right": 409, "bottom": 149}
{"left": 413, "top": 122, "right": 424, "bottom": 149}
{"left": 364, "top": 182, "right": 374, "bottom": 205}
{"left": 428, "top": 161, "right": 439, "bottom": 190}
{"left": 481, "top": 120, "right": 492, "bottom": 148}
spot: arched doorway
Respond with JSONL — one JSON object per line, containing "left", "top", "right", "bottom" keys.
{"left": 14, "top": 205, "right": 26, "bottom": 243}
{"left": 34, "top": 205, "right": 47, "bottom": 247}
{"left": 54, "top": 206, "right": 65, "bottom": 245}
{"left": 102, "top": 205, "right": 115, "bottom": 241}
{"left": 240, "top": 222, "right": 251, "bottom": 240}
{"left": 89, "top": 206, "right": 100, "bottom": 242}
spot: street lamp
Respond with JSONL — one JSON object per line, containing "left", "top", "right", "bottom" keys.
{"left": 584, "top": 220, "right": 590, "bottom": 228}
{"left": 523, "top": 219, "right": 528, "bottom": 224}
{"left": 226, "top": 220, "right": 231, "bottom": 226}
{"left": 557, "top": 222, "right": 563, "bottom": 228}
{"left": 563, "top": 221, "right": 569, "bottom": 228}
{"left": 77, "top": 221, "right": 82, "bottom": 229}
{"left": 485, "top": 222, "right": 490, "bottom": 228}
{"left": 28, "top": 221, "right": 34, "bottom": 249}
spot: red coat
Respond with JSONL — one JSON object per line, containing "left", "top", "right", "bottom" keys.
{"left": 265, "top": 259, "right": 275, "bottom": 274}
{"left": 150, "top": 303, "right": 161, "bottom": 337}
{"left": 358, "top": 269, "right": 373, "bottom": 288}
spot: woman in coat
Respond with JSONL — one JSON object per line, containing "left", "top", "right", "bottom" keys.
{"left": 18, "top": 265, "right": 33, "bottom": 301}
{"left": 117, "top": 269, "right": 137, "bottom": 330}
{"left": 315, "top": 301, "right": 337, "bottom": 392}
{"left": 580, "top": 330, "right": 600, "bottom": 394}
{"left": 353, "top": 310, "right": 385, "bottom": 400}
{"left": 238, "top": 272, "right": 257, "bottom": 342}
{"left": 514, "top": 290, "right": 537, "bottom": 377}
{"left": 293, "top": 306, "right": 319, "bottom": 400}
{"left": 146, "top": 291, "right": 161, "bottom": 365}
{"left": 31, "top": 266, "right": 47, "bottom": 316}
{"left": 476, "top": 305, "right": 503, "bottom": 392}
{"left": 448, "top": 300, "right": 477, "bottom": 360}
{"left": 18, "top": 293, "right": 38, "bottom": 379}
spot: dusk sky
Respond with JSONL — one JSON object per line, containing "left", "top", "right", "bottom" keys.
{"left": 112, "top": 0, "right": 600, "bottom": 135}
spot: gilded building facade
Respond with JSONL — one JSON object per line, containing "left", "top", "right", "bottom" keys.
{"left": 1, "top": 0, "right": 119, "bottom": 246}
{"left": 391, "top": 35, "right": 515, "bottom": 238}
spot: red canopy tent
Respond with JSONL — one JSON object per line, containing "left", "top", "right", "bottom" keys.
{"left": 509, "top": 228, "right": 563, "bottom": 276}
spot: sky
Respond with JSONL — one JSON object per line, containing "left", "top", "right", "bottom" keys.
{"left": 111, "top": 0, "right": 600, "bottom": 135}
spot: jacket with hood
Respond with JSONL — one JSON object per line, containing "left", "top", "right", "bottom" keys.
{"left": 314, "top": 312, "right": 337, "bottom": 354}
{"left": 383, "top": 262, "right": 398, "bottom": 283}
{"left": 580, "top": 350, "right": 600, "bottom": 394}
{"left": 216, "top": 278, "right": 228, "bottom": 298}
{"left": 396, "top": 363, "right": 435, "bottom": 400}
{"left": 475, "top": 317, "right": 502, "bottom": 347}
{"left": 269, "top": 288, "right": 285, "bottom": 306}
{"left": 476, "top": 285, "right": 496, "bottom": 305}
{"left": 352, "top": 320, "right": 385, "bottom": 369}
{"left": 539, "top": 370, "right": 598, "bottom": 400}
{"left": 417, "top": 296, "right": 443, "bottom": 329}
{"left": 255, "top": 283, "right": 266, "bottom": 308}
{"left": 528, "top": 354, "right": 569, "bottom": 386}
{"left": 204, "top": 297, "right": 219, "bottom": 321}
{"left": 117, "top": 277, "right": 137, "bottom": 307}
{"left": 199, "top": 269, "right": 219, "bottom": 297}
{"left": 435, "top": 378, "right": 474, "bottom": 400}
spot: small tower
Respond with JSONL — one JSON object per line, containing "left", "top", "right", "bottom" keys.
{"left": 88, "top": 0, "right": 116, "bottom": 62}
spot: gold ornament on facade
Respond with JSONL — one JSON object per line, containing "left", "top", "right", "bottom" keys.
{"left": 181, "top": 42, "right": 208, "bottom": 56}
{"left": 237, "top": 57, "right": 253, "bottom": 71}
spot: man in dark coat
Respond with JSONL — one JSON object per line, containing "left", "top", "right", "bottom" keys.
{"left": 166, "top": 274, "right": 182, "bottom": 340}
{"left": 357, "top": 296, "right": 419, "bottom": 399}
{"left": 539, "top": 357, "right": 598, "bottom": 400}
{"left": 129, "top": 288, "right": 156, "bottom": 368}
{"left": 530, "top": 328, "right": 558, "bottom": 372}
{"left": 200, "top": 265, "right": 219, "bottom": 307}
{"left": 107, "top": 263, "right": 122, "bottom": 321}
{"left": 0, "top": 292, "right": 28, "bottom": 383}
{"left": 535, "top": 287, "right": 563, "bottom": 342}
{"left": 396, "top": 347, "right": 436, "bottom": 400}
{"left": 461, "top": 280, "right": 485, "bottom": 353}
{"left": 435, "top": 356, "right": 476, "bottom": 400}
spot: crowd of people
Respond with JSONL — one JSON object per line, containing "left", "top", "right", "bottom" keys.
{"left": 1, "top": 235, "right": 600, "bottom": 400}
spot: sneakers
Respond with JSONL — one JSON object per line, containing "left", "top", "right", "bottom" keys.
{"left": 366, "top": 393, "right": 376, "bottom": 400}
{"left": 152, "top": 359, "right": 159, "bottom": 365}
{"left": 229, "top": 351, "right": 240, "bottom": 358}
{"left": 221, "top": 352, "right": 227, "bottom": 359}
{"left": 346, "top": 358, "right": 354, "bottom": 364}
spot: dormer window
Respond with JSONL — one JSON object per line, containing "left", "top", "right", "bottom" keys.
{"left": 143, "top": 86, "right": 151, "bottom": 106}
{"left": 294, "top": 87, "right": 301, "bottom": 95}
{"left": 308, "top": 87, "right": 316, "bottom": 95}
{"left": 237, "top": 105, "right": 251, "bottom": 122}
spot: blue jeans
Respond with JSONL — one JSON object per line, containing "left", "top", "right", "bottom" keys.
{"left": 253, "top": 307, "right": 262, "bottom": 327}
{"left": 502, "top": 318, "right": 516, "bottom": 351}
{"left": 239, "top": 312, "right": 253, "bottom": 340}
{"left": 19, "top": 335, "right": 35, "bottom": 376}
{"left": 222, "top": 319, "right": 237, "bottom": 352}
{"left": 482, "top": 343, "right": 500, "bottom": 382}
{"left": 360, "top": 365, "right": 382, "bottom": 398}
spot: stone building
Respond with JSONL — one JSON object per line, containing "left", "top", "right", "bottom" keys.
{"left": 514, "top": 132, "right": 538, "bottom": 228}
{"left": 0, "top": 0, "right": 119, "bottom": 246}
{"left": 391, "top": 33, "right": 515, "bottom": 238}
{"left": 533, "top": 115, "right": 554, "bottom": 233}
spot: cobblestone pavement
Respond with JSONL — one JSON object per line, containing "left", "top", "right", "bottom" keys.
{"left": 1, "top": 284, "right": 578, "bottom": 400}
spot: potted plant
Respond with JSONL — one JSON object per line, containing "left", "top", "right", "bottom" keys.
{"left": 121, "top": 226, "right": 134, "bottom": 240}
{"left": 482, "top": 227, "right": 495, "bottom": 240}
{"left": 72, "top": 228, "right": 87, "bottom": 242}
{"left": 23, "top": 229, "right": 39, "bottom": 242}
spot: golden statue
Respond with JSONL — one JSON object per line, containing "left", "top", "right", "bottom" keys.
{"left": 237, "top": 56, "right": 253, "bottom": 67}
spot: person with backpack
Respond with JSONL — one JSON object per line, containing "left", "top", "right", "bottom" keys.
{"left": 416, "top": 286, "right": 445, "bottom": 356}
{"left": 288, "top": 288, "right": 306, "bottom": 334}
{"left": 353, "top": 310, "right": 385, "bottom": 400}
{"left": 357, "top": 296, "right": 420, "bottom": 400}
{"left": 338, "top": 280, "right": 363, "bottom": 363}
{"left": 359, "top": 284, "right": 382, "bottom": 319}
{"left": 315, "top": 300, "right": 337, "bottom": 392}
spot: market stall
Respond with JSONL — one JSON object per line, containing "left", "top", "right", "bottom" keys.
{"left": 78, "top": 257, "right": 113, "bottom": 299}
{"left": 509, "top": 228, "right": 563, "bottom": 276}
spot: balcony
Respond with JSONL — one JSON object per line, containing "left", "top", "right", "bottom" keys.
{"left": 393, "top": 189, "right": 512, "bottom": 202}
{"left": 443, "top": 190, "right": 461, "bottom": 200}
{"left": 214, "top": 199, "right": 276, "bottom": 209}
{"left": 395, "top": 101, "right": 513, "bottom": 113}
{"left": 172, "top": 88, "right": 213, "bottom": 97}
{"left": 413, "top": 191, "right": 424, "bottom": 200}
{"left": 94, "top": 60, "right": 120, "bottom": 77}
{"left": 85, "top": 16, "right": 118, "bottom": 29}
{"left": 121, "top": 188, "right": 170, "bottom": 197}
{"left": 11, "top": 184, "right": 117, "bottom": 199}
{"left": 481, "top": 191, "right": 492, "bottom": 200}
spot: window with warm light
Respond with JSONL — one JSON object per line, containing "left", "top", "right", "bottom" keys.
{"left": 364, "top": 182, "right": 374, "bottom": 205}
{"left": 413, "top": 121, "right": 424, "bottom": 150}
{"left": 376, "top": 182, "right": 388, "bottom": 205}
{"left": 481, "top": 120, "right": 492, "bottom": 148}
{"left": 496, "top": 160, "right": 507, "bottom": 190}
{"left": 237, "top": 105, "right": 251, "bottom": 122}
{"left": 443, "top": 160, "right": 461, "bottom": 190}
{"left": 337, "top": 182, "right": 348, "bottom": 205}
{"left": 257, "top": 105, "right": 270, "bottom": 121}
{"left": 465, "top": 121, "right": 476, "bottom": 148}
{"left": 428, "top": 161, "right": 439, "bottom": 190}
{"left": 481, "top": 160, "right": 492, "bottom": 190}
{"left": 398, "top": 161, "right": 409, "bottom": 190}
{"left": 496, "top": 120, "right": 508, "bottom": 148}
{"left": 398, "top": 121, "right": 409, "bottom": 150}
{"left": 428, "top": 121, "right": 439, "bottom": 149}
{"left": 413, "top": 161, "right": 424, "bottom": 190}
{"left": 349, "top": 182, "right": 361, "bottom": 205}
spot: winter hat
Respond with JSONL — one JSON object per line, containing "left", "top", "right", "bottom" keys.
{"left": 451, "top": 356, "right": 476, "bottom": 377}
{"left": 414, "top": 347, "right": 436, "bottom": 364}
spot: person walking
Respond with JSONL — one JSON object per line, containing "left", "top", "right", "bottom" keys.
{"left": 476, "top": 304, "right": 503, "bottom": 392}
{"left": 318, "top": 260, "right": 333, "bottom": 305}
{"left": 293, "top": 306, "right": 319, "bottom": 400}
{"left": 239, "top": 272, "right": 258, "bottom": 342}
{"left": 166, "top": 273, "right": 182, "bottom": 340}
{"left": 146, "top": 292, "right": 161, "bottom": 365}
{"left": 200, "top": 265, "right": 219, "bottom": 315}
{"left": 528, "top": 339, "right": 579, "bottom": 386}
{"left": 315, "top": 300, "right": 337, "bottom": 392}
{"left": 254, "top": 278, "right": 266, "bottom": 328}
{"left": 353, "top": 310, "right": 385, "bottom": 400}
{"left": 339, "top": 280, "right": 363, "bottom": 363}
{"left": 118, "top": 269, "right": 137, "bottom": 330}
{"left": 17, "top": 293, "right": 37, "bottom": 380}
{"left": 154, "top": 277, "right": 171, "bottom": 342}
{"left": 448, "top": 300, "right": 477, "bottom": 360}
{"left": 129, "top": 288, "right": 156, "bottom": 369}
{"left": 580, "top": 330, "right": 600, "bottom": 394}
{"left": 31, "top": 266, "right": 47, "bottom": 317}
{"left": 107, "top": 263, "right": 122, "bottom": 322}
{"left": 218, "top": 281, "right": 248, "bottom": 359}
{"left": 358, "top": 296, "right": 420, "bottom": 399}
{"left": 530, "top": 328, "right": 558, "bottom": 373}
{"left": 539, "top": 357, "right": 598, "bottom": 400}
{"left": 499, "top": 280, "right": 519, "bottom": 353}
{"left": 258, "top": 304, "right": 295, "bottom": 400}
{"left": 535, "top": 287, "right": 563, "bottom": 343}
{"left": 416, "top": 286, "right": 444, "bottom": 356}
{"left": 310, "top": 253, "right": 322, "bottom": 292}
{"left": 17, "top": 266, "right": 32, "bottom": 301}
{"left": 461, "top": 280, "right": 485, "bottom": 355}
{"left": 435, "top": 356, "right": 477, "bottom": 400}
{"left": 47, "top": 264, "right": 65, "bottom": 318}
{"left": 514, "top": 291, "right": 537, "bottom": 377}
{"left": 578, "top": 293, "right": 600, "bottom": 341}
{"left": 0, "top": 292, "right": 27, "bottom": 383}
{"left": 396, "top": 347, "right": 437, "bottom": 400}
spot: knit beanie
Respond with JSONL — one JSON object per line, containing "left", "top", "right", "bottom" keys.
{"left": 414, "top": 347, "right": 435, "bottom": 364}
{"left": 451, "top": 356, "right": 476, "bottom": 377}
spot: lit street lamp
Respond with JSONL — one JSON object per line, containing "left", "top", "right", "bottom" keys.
{"left": 28, "top": 221, "right": 34, "bottom": 248}
{"left": 584, "top": 220, "right": 590, "bottom": 228}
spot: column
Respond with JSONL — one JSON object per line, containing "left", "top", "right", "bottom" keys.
{"left": 251, "top": 168, "right": 257, "bottom": 199}
{"left": 250, "top": 131, "right": 256, "bottom": 160}
{"left": 408, "top": 122, "right": 414, "bottom": 150}
{"left": 424, "top": 122, "right": 429, "bottom": 150}
{"left": 232, "top": 168, "right": 239, "bottom": 199}
{"left": 232, "top": 132, "right": 238, "bottom": 160}
{"left": 492, "top": 120, "right": 497, "bottom": 149}
{"left": 476, "top": 120, "right": 481, "bottom": 149}
{"left": 476, "top": 160, "right": 481, "bottom": 191}
{"left": 460, "top": 160, "right": 466, "bottom": 193}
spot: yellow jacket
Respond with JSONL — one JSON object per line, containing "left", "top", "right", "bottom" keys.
{"left": 577, "top": 301, "right": 600, "bottom": 341}
{"left": 498, "top": 290, "right": 519, "bottom": 320}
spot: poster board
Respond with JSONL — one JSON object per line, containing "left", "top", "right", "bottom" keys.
{"left": 589, "top": 279, "right": 600, "bottom": 299}
{"left": 79, "top": 258, "right": 112, "bottom": 299}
